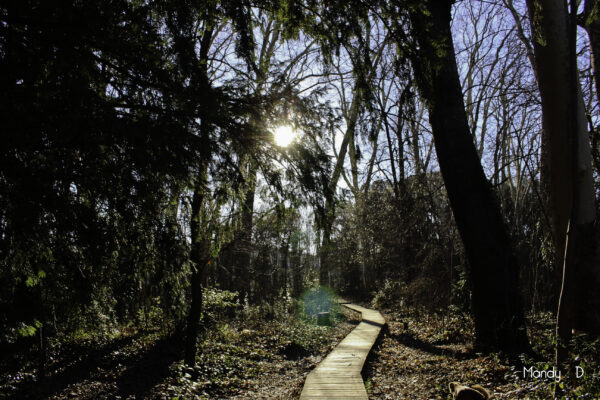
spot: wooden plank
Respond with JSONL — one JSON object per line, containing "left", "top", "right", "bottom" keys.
{"left": 299, "top": 302, "right": 385, "bottom": 400}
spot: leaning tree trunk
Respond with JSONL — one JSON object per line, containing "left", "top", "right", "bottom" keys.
{"left": 407, "top": 0, "right": 530, "bottom": 354}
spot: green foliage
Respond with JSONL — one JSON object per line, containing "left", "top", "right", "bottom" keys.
{"left": 202, "top": 287, "right": 239, "bottom": 325}
{"left": 166, "top": 299, "right": 339, "bottom": 398}
{"left": 451, "top": 264, "right": 471, "bottom": 311}
{"left": 365, "top": 377, "right": 373, "bottom": 393}
{"left": 136, "top": 297, "right": 167, "bottom": 331}
{"left": 16, "top": 320, "right": 42, "bottom": 338}
{"left": 372, "top": 279, "right": 405, "bottom": 310}
{"left": 0, "top": 0, "right": 197, "bottom": 347}
{"left": 25, "top": 271, "right": 46, "bottom": 288}
{"left": 279, "top": 322, "right": 333, "bottom": 356}
{"left": 0, "top": 1, "right": 580, "bottom": 397}
{"left": 567, "top": 335, "right": 600, "bottom": 397}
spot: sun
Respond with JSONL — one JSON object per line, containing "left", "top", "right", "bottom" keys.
{"left": 273, "top": 125, "right": 296, "bottom": 147}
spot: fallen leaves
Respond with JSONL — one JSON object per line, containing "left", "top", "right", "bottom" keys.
{"left": 363, "top": 309, "right": 563, "bottom": 399}
{"left": 0, "top": 306, "right": 360, "bottom": 400}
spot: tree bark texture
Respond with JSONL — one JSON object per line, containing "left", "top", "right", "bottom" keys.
{"left": 184, "top": 171, "right": 211, "bottom": 367}
{"left": 408, "top": 0, "right": 530, "bottom": 354}
{"left": 526, "top": 0, "right": 598, "bottom": 350}
{"left": 581, "top": 0, "right": 600, "bottom": 105}
{"left": 236, "top": 161, "right": 257, "bottom": 303}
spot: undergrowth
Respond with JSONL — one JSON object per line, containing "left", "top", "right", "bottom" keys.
{"left": 1, "top": 287, "right": 352, "bottom": 400}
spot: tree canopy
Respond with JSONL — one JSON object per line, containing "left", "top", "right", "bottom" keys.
{"left": 2, "top": 0, "right": 600, "bottom": 398}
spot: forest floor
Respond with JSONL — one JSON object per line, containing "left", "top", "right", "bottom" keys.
{"left": 3, "top": 303, "right": 599, "bottom": 399}
{"left": 0, "top": 306, "right": 359, "bottom": 400}
{"left": 363, "top": 306, "right": 599, "bottom": 399}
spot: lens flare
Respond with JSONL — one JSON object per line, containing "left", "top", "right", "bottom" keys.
{"left": 273, "top": 125, "right": 296, "bottom": 147}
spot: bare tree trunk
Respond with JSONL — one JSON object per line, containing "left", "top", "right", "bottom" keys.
{"left": 407, "top": 0, "right": 530, "bottom": 354}
{"left": 526, "top": 0, "right": 598, "bottom": 364}
{"left": 236, "top": 161, "right": 256, "bottom": 303}
{"left": 234, "top": 20, "right": 282, "bottom": 301}
{"left": 503, "top": 0, "right": 557, "bottom": 301}
{"left": 580, "top": 0, "right": 600, "bottom": 104}
{"left": 283, "top": 242, "right": 289, "bottom": 299}
{"left": 292, "top": 253, "right": 303, "bottom": 298}
{"left": 36, "top": 284, "right": 46, "bottom": 382}
{"left": 184, "top": 169, "right": 211, "bottom": 367}
{"left": 179, "top": 6, "right": 215, "bottom": 367}
{"left": 384, "top": 110, "right": 400, "bottom": 200}
{"left": 396, "top": 110, "right": 406, "bottom": 186}
{"left": 320, "top": 88, "right": 361, "bottom": 286}
{"left": 526, "top": 0, "right": 574, "bottom": 310}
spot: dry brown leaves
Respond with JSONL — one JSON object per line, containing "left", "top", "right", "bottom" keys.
{"left": 363, "top": 310, "right": 556, "bottom": 399}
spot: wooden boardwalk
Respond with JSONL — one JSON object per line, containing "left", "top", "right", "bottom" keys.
{"left": 299, "top": 301, "right": 385, "bottom": 400}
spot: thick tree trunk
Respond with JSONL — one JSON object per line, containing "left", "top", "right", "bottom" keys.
{"left": 408, "top": 0, "right": 530, "bottom": 354}
{"left": 526, "top": 1, "right": 599, "bottom": 362}
{"left": 579, "top": 6, "right": 600, "bottom": 331}
{"left": 526, "top": 0, "right": 574, "bottom": 307}
{"left": 581, "top": 0, "right": 600, "bottom": 104}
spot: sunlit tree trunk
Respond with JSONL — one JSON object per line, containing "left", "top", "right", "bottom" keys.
{"left": 407, "top": 96, "right": 429, "bottom": 177}
{"left": 407, "top": 0, "right": 530, "bottom": 354}
{"left": 526, "top": 0, "right": 598, "bottom": 363}
{"left": 320, "top": 88, "right": 361, "bottom": 286}
{"left": 581, "top": 0, "right": 600, "bottom": 104}
{"left": 580, "top": 1, "right": 600, "bottom": 197}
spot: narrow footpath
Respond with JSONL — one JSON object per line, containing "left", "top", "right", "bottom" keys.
{"left": 299, "top": 301, "right": 385, "bottom": 399}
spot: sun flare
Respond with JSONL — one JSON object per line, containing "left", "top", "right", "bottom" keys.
{"left": 273, "top": 125, "right": 296, "bottom": 147}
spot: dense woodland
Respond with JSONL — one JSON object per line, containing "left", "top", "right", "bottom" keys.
{"left": 2, "top": 0, "right": 600, "bottom": 398}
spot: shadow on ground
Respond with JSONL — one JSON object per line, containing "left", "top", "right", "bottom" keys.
{"left": 4, "top": 331, "right": 182, "bottom": 399}
{"left": 387, "top": 331, "right": 475, "bottom": 360}
{"left": 115, "top": 333, "right": 181, "bottom": 399}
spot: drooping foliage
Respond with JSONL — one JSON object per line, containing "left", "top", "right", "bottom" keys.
{"left": 3, "top": 0, "right": 600, "bottom": 395}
